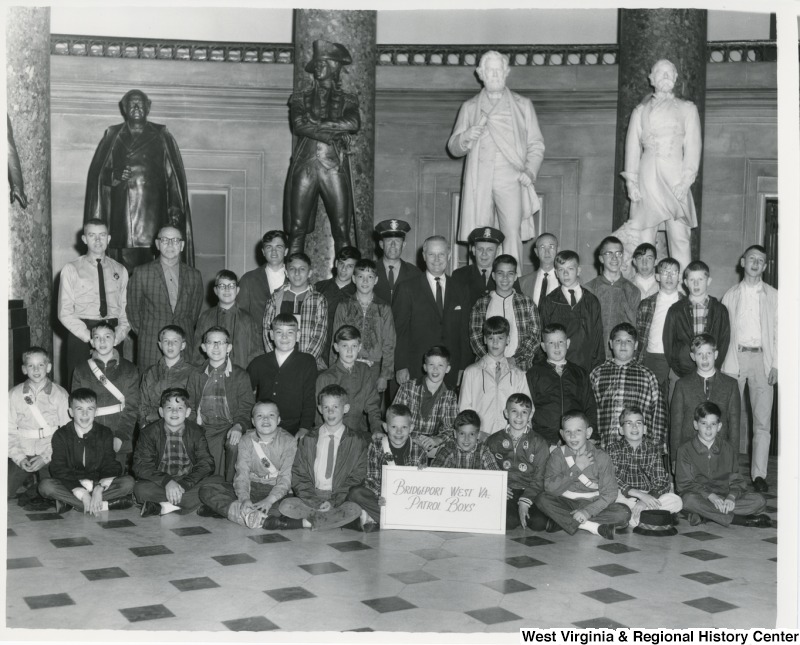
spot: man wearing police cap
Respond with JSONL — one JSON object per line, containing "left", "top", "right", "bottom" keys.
{"left": 285, "top": 39, "right": 360, "bottom": 255}
{"left": 373, "top": 219, "right": 422, "bottom": 305}
{"left": 452, "top": 226, "right": 520, "bottom": 311}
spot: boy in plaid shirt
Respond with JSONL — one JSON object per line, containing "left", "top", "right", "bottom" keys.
{"left": 607, "top": 406, "right": 682, "bottom": 528}
{"left": 347, "top": 403, "right": 427, "bottom": 532}
{"left": 431, "top": 410, "right": 499, "bottom": 470}
{"left": 392, "top": 345, "right": 458, "bottom": 454}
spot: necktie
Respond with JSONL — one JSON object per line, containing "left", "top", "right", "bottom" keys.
{"left": 495, "top": 360, "right": 502, "bottom": 383}
{"left": 569, "top": 289, "right": 577, "bottom": 307}
{"left": 388, "top": 264, "right": 396, "bottom": 293}
{"left": 482, "top": 269, "right": 488, "bottom": 289}
{"left": 97, "top": 258, "right": 108, "bottom": 318}
{"left": 539, "top": 272, "right": 548, "bottom": 310}
{"left": 435, "top": 277, "right": 444, "bottom": 314}
{"left": 325, "top": 432, "right": 335, "bottom": 479}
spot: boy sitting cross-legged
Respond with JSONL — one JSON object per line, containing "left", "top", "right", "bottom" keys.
{"left": 198, "top": 400, "right": 298, "bottom": 530}
{"left": 536, "top": 411, "right": 631, "bottom": 540}
{"left": 606, "top": 406, "right": 683, "bottom": 528}
{"left": 278, "top": 385, "right": 366, "bottom": 530}
{"left": 431, "top": 410, "right": 499, "bottom": 470}
{"left": 347, "top": 403, "right": 427, "bottom": 532}
{"left": 39, "top": 388, "right": 135, "bottom": 515}
{"left": 133, "top": 387, "right": 222, "bottom": 517}
{"left": 139, "top": 324, "right": 197, "bottom": 429}
{"left": 459, "top": 316, "right": 531, "bottom": 439}
{"left": 676, "top": 401, "right": 770, "bottom": 529}
{"left": 486, "top": 393, "right": 549, "bottom": 531}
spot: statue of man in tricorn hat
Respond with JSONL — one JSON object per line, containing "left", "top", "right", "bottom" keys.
{"left": 284, "top": 39, "right": 361, "bottom": 255}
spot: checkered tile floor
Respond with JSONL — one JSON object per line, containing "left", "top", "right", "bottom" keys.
{"left": 6, "top": 459, "right": 777, "bottom": 633}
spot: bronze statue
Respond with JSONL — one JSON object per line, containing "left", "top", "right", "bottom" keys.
{"left": 8, "top": 115, "right": 27, "bottom": 209}
{"left": 284, "top": 40, "right": 360, "bottom": 255}
{"left": 84, "top": 89, "right": 194, "bottom": 269}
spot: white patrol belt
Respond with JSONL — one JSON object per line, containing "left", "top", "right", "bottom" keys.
{"left": 22, "top": 397, "right": 55, "bottom": 438}
{"left": 88, "top": 359, "right": 125, "bottom": 416}
{"left": 562, "top": 490, "right": 599, "bottom": 500}
{"left": 356, "top": 358, "right": 375, "bottom": 368}
{"left": 251, "top": 437, "right": 279, "bottom": 479}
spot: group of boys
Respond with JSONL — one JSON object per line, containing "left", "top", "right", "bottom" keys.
{"left": 9, "top": 218, "right": 776, "bottom": 538}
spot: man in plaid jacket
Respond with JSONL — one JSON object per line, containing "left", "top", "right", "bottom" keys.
{"left": 469, "top": 254, "right": 541, "bottom": 372}
{"left": 262, "top": 252, "right": 328, "bottom": 371}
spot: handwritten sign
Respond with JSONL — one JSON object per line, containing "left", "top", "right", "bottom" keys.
{"left": 380, "top": 465, "right": 507, "bottom": 535}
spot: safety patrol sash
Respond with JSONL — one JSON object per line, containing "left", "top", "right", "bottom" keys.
{"left": 562, "top": 445, "right": 599, "bottom": 491}
{"left": 22, "top": 396, "right": 53, "bottom": 439}
{"left": 251, "top": 437, "right": 279, "bottom": 479}
{"left": 88, "top": 359, "right": 125, "bottom": 416}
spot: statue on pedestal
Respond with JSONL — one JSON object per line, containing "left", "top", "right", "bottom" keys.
{"left": 285, "top": 39, "right": 360, "bottom": 255}
{"left": 448, "top": 51, "right": 545, "bottom": 266}
{"left": 84, "top": 89, "right": 194, "bottom": 270}
{"left": 619, "top": 59, "right": 702, "bottom": 276}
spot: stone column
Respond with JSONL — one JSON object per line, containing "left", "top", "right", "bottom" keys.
{"left": 292, "top": 9, "right": 377, "bottom": 279}
{"left": 6, "top": 7, "right": 52, "bottom": 350}
{"left": 612, "top": 9, "right": 707, "bottom": 260}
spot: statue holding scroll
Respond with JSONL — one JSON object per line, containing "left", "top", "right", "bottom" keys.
{"left": 84, "top": 89, "right": 194, "bottom": 269}
{"left": 285, "top": 39, "right": 360, "bottom": 255}
{"left": 620, "top": 59, "right": 702, "bottom": 276}
{"left": 448, "top": 50, "right": 545, "bottom": 266}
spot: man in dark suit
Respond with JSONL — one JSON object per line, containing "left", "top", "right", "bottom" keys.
{"left": 127, "top": 226, "right": 203, "bottom": 370}
{"left": 236, "top": 230, "right": 287, "bottom": 320}
{"left": 373, "top": 219, "right": 422, "bottom": 305}
{"left": 452, "top": 226, "right": 521, "bottom": 310}
{"left": 393, "top": 236, "right": 471, "bottom": 389}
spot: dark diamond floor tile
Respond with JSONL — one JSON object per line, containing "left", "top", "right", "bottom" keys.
{"left": 119, "top": 604, "right": 175, "bottom": 622}
{"left": 511, "top": 535, "right": 554, "bottom": 547}
{"left": 347, "top": 627, "right": 374, "bottom": 632}
{"left": 171, "top": 526, "right": 211, "bottom": 537}
{"left": 466, "top": 607, "right": 522, "bottom": 625}
{"left": 98, "top": 519, "right": 136, "bottom": 529}
{"left": 170, "top": 576, "right": 220, "bottom": 592}
{"left": 682, "top": 549, "right": 727, "bottom": 562}
{"left": 763, "top": 536, "right": 778, "bottom": 544}
{"left": 388, "top": 570, "right": 440, "bottom": 585}
{"left": 223, "top": 616, "right": 279, "bottom": 631}
{"left": 362, "top": 596, "right": 417, "bottom": 613}
{"left": 582, "top": 588, "right": 635, "bottom": 604}
{"left": 213, "top": 553, "right": 257, "bottom": 566}
{"left": 590, "top": 564, "right": 638, "bottom": 577}
{"left": 249, "top": 533, "right": 291, "bottom": 544}
{"left": 682, "top": 571, "right": 732, "bottom": 586}
{"left": 265, "top": 586, "right": 316, "bottom": 602}
{"left": 81, "top": 567, "right": 129, "bottom": 581}
{"left": 8, "top": 528, "right": 17, "bottom": 537}
{"left": 8, "top": 557, "right": 43, "bottom": 570}
{"left": 50, "top": 537, "right": 92, "bottom": 548}
{"left": 24, "top": 593, "right": 75, "bottom": 610}
{"left": 483, "top": 578, "right": 535, "bottom": 594}
{"left": 682, "top": 530, "right": 722, "bottom": 541}
{"left": 596, "top": 543, "right": 641, "bottom": 555}
{"left": 130, "top": 545, "right": 173, "bottom": 557}
{"left": 684, "top": 596, "right": 739, "bottom": 614}
{"left": 329, "top": 540, "right": 373, "bottom": 553}
{"left": 574, "top": 617, "right": 628, "bottom": 629}
{"left": 26, "top": 512, "right": 63, "bottom": 521}
{"left": 505, "top": 555, "right": 546, "bottom": 568}
{"left": 299, "top": 561, "right": 346, "bottom": 575}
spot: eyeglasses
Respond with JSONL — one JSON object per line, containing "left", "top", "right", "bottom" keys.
{"left": 215, "top": 283, "right": 238, "bottom": 291}
{"left": 622, "top": 421, "right": 645, "bottom": 429}
{"left": 659, "top": 270, "right": 679, "bottom": 277}
{"left": 205, "top": 340, "right": 228, "bottom": 348}
{"left": 158, "top": 237, "right": 183, "bottom": 246}
{"left": 602, "top": 251, "right": 624, "bottom": 259}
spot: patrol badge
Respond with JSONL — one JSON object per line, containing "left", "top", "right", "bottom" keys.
{"left": 528, "top": 453, "right": 536, "bottom": 463}
{"left": 495, "top": 453, "right": 503, "bottom": 460}
{"left": 23, "top": 395, "right": 33, "bottom": 406}
{"left": 99, "top": 375, "right": 109, "bottom": 385}
{"left": 389, "top": 219, "right": 399, "bottom": 230}
{"left": 502, "top": 439, "right": 510, "bottom": 449}
{"left": 502, "top": 460, "right": 511, "bottom": 470}
{"left": 523, "top": 440, "right": 529, "bottom": 450}
{"left": 518, "top": 463, "right": 528, "bottom": 472}
{"left": 113, "top": 273, "right": 120, "bottom": 280}
{"left": 483, "top": 227, "right": 492, "bottom": 238}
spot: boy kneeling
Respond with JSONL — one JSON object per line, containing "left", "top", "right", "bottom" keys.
{"left": 39, "top": 388, "right": 135, "bottom": 515}
{"left": 278, "top": 385, "right": 366, "bottom": 530}
{"left": 199, "top": 400, "right": 297, "bottom": 529}
{"left": 536, "top": 411, "right": 631, "bottom": 539}
{"left": 133, "top": 388, "right": 222, "bottom": 517}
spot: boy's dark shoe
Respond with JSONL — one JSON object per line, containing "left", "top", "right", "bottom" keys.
{"left": 24, "top": 497, "right": 55, "bottom": 512}
{"left": 362, "top": 521, "right": 380, "bottom": 533}
{"left": 262, "top": 516, "right": 303, "bottom": 530}
{"left": 545, "top": 518, "right": 563, "bottom": 533}
{"left": 744, "top": 514, "right": 772, "bottom": 529}
{"left": 55, "top": 500, "right": 74, "bottom": 515}
{"left": 752, "top": 477, "right": 769, "bottom": 493}
{"left": 140, "top": 501, "right": 161, "bottom": 518}
{"left": 597, "top": 524, "right": 615, "bottom": 540}
{"left": 687, "top": 512, "right": 704, "bottom": 526}
{"left": 107, "top": 495, "right": 134, "bottom": 511}
{"left": 197, "top": 504, "right": 225, "bottom": 519}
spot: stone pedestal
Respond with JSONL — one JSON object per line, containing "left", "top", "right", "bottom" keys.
{"left": 612, "top": 9, "right": 707, "bottom": 260}
{"left": 6, "top": 7, "right": 52, "bottom": 351}
{"left": 292, "top": 9, "right": 377, "bottom": 279}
